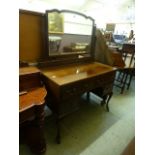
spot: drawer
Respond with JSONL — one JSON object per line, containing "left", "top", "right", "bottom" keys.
{"left": 60, "top": 81, "right": 94, "bottom": 100}
{"left": 60, "top": 71, "right": 116, "bottom": 101}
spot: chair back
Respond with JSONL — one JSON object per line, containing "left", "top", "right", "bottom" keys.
{"left": 121, "top": 43, "right": 135, "bottom": 68}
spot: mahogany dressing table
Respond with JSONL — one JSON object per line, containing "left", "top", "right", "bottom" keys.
{"left": 36, "top": 9, "right": 117, "bottom": 143}
{"left": 40, "top": 62, "right": 116, "bottom": 144}
{"left": 19, "top": 9, "right": 116, "bottom": 144}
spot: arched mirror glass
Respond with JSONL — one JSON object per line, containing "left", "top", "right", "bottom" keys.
{"left": 46, "top": 9, "right": 95, "bottom": 59}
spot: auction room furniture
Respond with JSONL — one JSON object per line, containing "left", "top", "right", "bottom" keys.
{"left": 19, "top": 66, "right": 47, "bottom": 154}
{"left": 40, "top": 62, "right": 115, "bottom": 143}
{"left": 115, "top": 43, "right": 135, "bottom": 94}
{"left": 38, "top": 9, "right": 116, "bottom": 143}
{"left": 19, "top": 9, "right": 116, "bottom": 144}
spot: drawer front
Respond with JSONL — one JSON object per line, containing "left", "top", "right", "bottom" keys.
{"left": 60, "top": 71, "right": 115, "bottom": 101}
{"left": 19, "top": 73, "right": 43, "bottom": 91}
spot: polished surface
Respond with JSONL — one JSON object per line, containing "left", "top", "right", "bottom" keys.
{"left": 19, "top": 66, "right": 45, "bottom": 113}
{"left": 19, "top": 87, "right": 47, "bottom": 112}
{"left": 19, "top": 66, "right": 40, "bottom": 76}
{"left": 19, "top": 66, "right": 43, "bottom": 92}
{"left": 41, "top": 62, "right": 115, "bottom": 85}
{"left": 19, "top": 10, "right": 46, "bottom": 62}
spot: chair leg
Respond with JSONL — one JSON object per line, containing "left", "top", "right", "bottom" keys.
{"left": 101, "top": 92, "right": 113, "bottom": 112}
{"left": 120, "top": 72, "right": 128, "bottom": 94}
{"left": 117, "top": 71, "right": 122, "bottom": 81}
{"left": 86, "top": 92, "right": 90, "bottom": 102}
{"left": 127, "top": 71, "right": 134, "bottom": 90}
{"left": 127, "top": 74, "right": 133, "bottom": 90}
{"left": 120, "top": 72, "right": 125, "bottom": 83}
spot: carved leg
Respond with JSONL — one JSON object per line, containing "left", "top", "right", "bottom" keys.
{"left": 28, "top": 104, "right": 46, "bottom": 154}
{"left": 105, "top": 92, "right": 113, "bottom": 112}
{"left": 101, "top": 95, "right": 107, "bottom": 106}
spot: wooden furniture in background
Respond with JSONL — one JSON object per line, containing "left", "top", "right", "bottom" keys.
{"left": 19, "top": 67, "right": 47, "bottom": 154}
{"left": 111, "top": 51, "right": 125, "bottom": 68}
{"left": 115, "top": 43, "right": 135, "bottom": 94}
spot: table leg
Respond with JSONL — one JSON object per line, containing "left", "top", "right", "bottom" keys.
{"left": 105, "top": 92, "right": 113, "bottom": 112}
{"left": 28, "top": 105, "right": 46, "bottom": 154}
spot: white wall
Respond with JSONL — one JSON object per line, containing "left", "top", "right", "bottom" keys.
{"left": 19, "top": 0, "right": 135, "bottom": 34}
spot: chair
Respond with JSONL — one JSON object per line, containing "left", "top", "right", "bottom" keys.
{"left": 115, "top": 43, "right": 135, "bottom": 94}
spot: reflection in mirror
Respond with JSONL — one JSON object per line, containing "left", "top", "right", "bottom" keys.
{"left": 46, "top": 10, "right": 94, "bottom": 57}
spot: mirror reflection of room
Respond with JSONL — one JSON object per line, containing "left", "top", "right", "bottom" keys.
{"left": 47, "top": 11, "right": 93, "bottom": 56}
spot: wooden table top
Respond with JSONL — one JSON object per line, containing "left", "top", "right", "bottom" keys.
{"left": 41, "top": 62, "right": 115, "bottom": 86}
{"left": 19, "top": 66, "right": 40, "bottom": 76}
{"left": 19, "top": 87, "right": 47, "bottom": 113}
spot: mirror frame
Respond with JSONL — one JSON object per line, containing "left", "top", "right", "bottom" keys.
{"left": 40, "top": 9, "right": 96, "bottom": 67}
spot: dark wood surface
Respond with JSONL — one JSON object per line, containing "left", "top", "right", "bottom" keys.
{"left": 19, "top": 66, "right": 43, "bottom": 92}
{"left": 40, "top": 62, "right": 116, "bottom": 143}
{"left": 19, "top": 9, "right": 46, "bottom": 62}
{"left": 19, "top": 87, "right": 47, "bottom": 113}
{"left": 41, "top": 62, "right": 115, "bottom": 85}
{"left": 19, "top": 66, "right": 47, "bottom": 154}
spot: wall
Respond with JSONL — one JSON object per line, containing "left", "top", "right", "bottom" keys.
{"left": 63, "top": 13, "right": 93, "bottom": 35}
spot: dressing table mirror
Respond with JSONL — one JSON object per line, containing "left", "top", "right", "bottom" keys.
{"left": 39, "top": 9, "right": 96, "bottom": 66}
